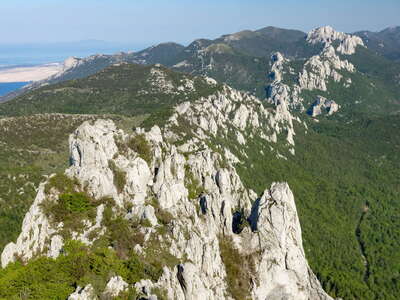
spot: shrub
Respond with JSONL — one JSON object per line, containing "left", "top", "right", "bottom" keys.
{"left": 40, "top": 192, "right": 96, "bottom": 237}
{"left": 149, "top": 197, "right": 174, "bottom": 226}
{"left": 108, "top": 160, "right": 127, "bottom": 193}
{"left": 218, "top": 235, "right": 255, "bottom": 300}
{"left": 127, "top": 134, "right": 152, "bottom": 164}
{"left": 59, "top": 193, "right": 93, "bottom": 213}
{"left": 44, "top": 173, "right": 79, "bottom": 194}
{"left": 184, "top": 166, "right": 203, "bottom": 200}
{"left": 102, "top": 213, "right": 145, "bottom": 259}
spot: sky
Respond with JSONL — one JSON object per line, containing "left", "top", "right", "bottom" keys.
{"left": 1, "top": 0, "right": 399, "bottom": 47}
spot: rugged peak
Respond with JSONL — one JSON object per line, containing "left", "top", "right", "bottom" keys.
{"left": 307, "top": 26, "right": 343, "bottom": 43}
{"left": 307, "top": 26, "right": 364, "bottom": 54}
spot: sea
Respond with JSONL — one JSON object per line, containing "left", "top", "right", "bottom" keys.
{"left": 0, "top": 82, "right": 30, "bottom": 96}
{"left": 0, "top": 52, "right": 69, "bottom": 96}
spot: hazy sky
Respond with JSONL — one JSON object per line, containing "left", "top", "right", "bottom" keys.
{"left": 1, "top": 0, "right": 399, "bottom": 45}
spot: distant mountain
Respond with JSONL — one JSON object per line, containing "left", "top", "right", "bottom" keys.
{"left": 1, "top": 27, "right": 316, "bottom": 100}
{"left": 354, "top": 26, "right": 400, "bottom": 61}
{"left": 3, "top": 25, "right": 400, "bottom": 107}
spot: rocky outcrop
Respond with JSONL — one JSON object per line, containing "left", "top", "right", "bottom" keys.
{"left": 266, "top": 52, "right": 304, "bottom": 112}
{"left": 307, "top": 26, "right": 365, "bottom": 55}
{"left": 299, "top": 46, "right": 355, "bottom": 91}
{"left": 103, "top": 276, "right": 129, "bottom": 297}
{"left": 308, "top": 96, "right": 340, "bottom": 117}
{"left": 1, "top": 182, "right": 62, "bottom": 268}
{"left": 1, "top": 84, "right": 332, "bottom": 299}
{"left": 68, "top": 285, "right": 96, "bottom": 300}
{"left": 250, "top": 183, "right": 332, "bottom": 300}
{"left": 267, "top": 26, "right": 362, "bottom": 115}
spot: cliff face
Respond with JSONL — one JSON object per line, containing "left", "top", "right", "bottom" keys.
{"left": 1, "top": 85, "right": 332, "bottom": 299}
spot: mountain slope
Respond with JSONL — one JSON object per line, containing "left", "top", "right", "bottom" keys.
{"left": 0, "top": 63, "right": 221, "bottom": 118}
{"left": 355, "top": 26, "right": 400, "bottom": 61}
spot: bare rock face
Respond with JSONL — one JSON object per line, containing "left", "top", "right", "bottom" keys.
{"left": 67, "top": 119, "right": 119, "bottom": 201}
{"left": 2, "top": 84, "right": 332, "bottom": 299}
{"left": 299, "top": 46, "right": 355, "bottom": 91}
{"left": 308, "top": 96, "right": 340, "bottom": 117}
{"left": 249, "top": 183, "right": 332, "bottom": 300}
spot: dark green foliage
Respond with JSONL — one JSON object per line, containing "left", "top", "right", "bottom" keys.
{"left": 101, "top": 207, "right": 145, "bottom": 259}
{"left": 219, "top": 235, "right": 254, "bottom": 300}
{"left": 355, "top": 27, "right": 400, "bottom": 62}
{"left": 41, "top": 192, "right": 96, "bottom": 237}
{"left": 127, "top": 134, "right": 152, "bottom": 164}
{"left": 0, "top": 239, "right": 170, "bottom": 299}
{"left": 59, "top": 193, "right": 93, "bottom": 214}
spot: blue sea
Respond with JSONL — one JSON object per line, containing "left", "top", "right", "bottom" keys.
{"left": 0, "top": 82, "right": 30, "bottom": 96}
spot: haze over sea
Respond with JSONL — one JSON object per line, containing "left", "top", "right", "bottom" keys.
{"left": 0, "top": 41, "right": 148, "bottom": 68}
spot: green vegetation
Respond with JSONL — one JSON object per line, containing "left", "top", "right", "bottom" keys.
{"left": 219, "top": 235, "right": 255, "bottom": 300}
{"left": 0, "top": 34, "right": 399, "bottom": 299}
{"left": 184, "top": 165, "right": 202, "bottom": 200}
{"left": 0, "top": 238, "right": 171, "bottom": 300}
{"left": 148, "top": 197, "right": 174, "bottom": 227}
{"left": 127, "top": 134, "right": 152, "bottom": 164}
{"left": 0, "top": 114, "right": 145, "bottom": 252}
{"left": 108, "top": 160, "right": 127, "bottom": 193}
{"left": 0, "top": 191, "right": 180, "bottom": 299}
{"left": 41, "top": 175, "right": 98, "bottom": 237}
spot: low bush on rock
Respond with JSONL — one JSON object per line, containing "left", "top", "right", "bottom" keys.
{"left": 127, "top": 134, "right": 152, "bottom": 164}
{"left": 219, "top": 235, "right": 255, "bottom": 300}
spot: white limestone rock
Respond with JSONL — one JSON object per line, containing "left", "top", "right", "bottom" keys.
{"left": 309, "top": 96, "right": 340, "bottom": 117}
{"left": 68, "top": 285, "right": 96, "bottom": 300}
{"left": 1, "top": 182, "right": 59, "bottom": 268}
{"left": 67, "top": 119, "right": 119, "bottom": 201}
{"left": 307, "top": 26, "right": 365, "bottom": 55}
{"left": 249, "top": 183, "right": 332, "bottom": 300}
{"left": 299, "top": 46, "right": 355, "bottom": 92}
{"left": 103, "top": 276, "right": 129, "bottom": 297}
